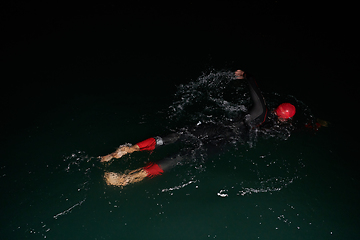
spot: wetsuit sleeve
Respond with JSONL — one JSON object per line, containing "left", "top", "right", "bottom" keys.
{"left": 245, "top": 74, "right": 268, "bottom": 126}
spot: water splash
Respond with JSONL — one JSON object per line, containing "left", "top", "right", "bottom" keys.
{"left": 166, "top": 70, "right": 315, "bottom": 144}
{"left": 237, "top": 175, "right": 300, "bottom": 196}
{"left": 168, "top": 70, "right": 247, "bottom": 126}
{"left": 217, "top": 189, "right": 229, "bottom": 197}
{"left": 22, "top": 150, "right": 94, "bottom": 239}
{"left": 161, "top": 179, "right": 198, "bottom": 193}
{"left": 157, "top": 70, "right": 312, "bottom": 197}
{"left": 53, "top": 198, "right": 87, "bottom": 219}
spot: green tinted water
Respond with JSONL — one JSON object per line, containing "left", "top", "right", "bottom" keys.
{"left": 2, "top": 81, "right": 358, "bottom": 239}
{"left": 1, "top": 5, "right": 358, "bottom": 239}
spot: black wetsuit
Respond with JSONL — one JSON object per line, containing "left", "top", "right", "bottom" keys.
{"left": 244, "top": 74, "right": 268, "bottom": 126}
{"left": 142, "top": 73, "right": 272, "bottom": 174}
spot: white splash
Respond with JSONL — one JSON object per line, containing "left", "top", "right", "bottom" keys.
{"left": 217, "top": 189, "right": 229, "bottom": 197}
{"left": 53, "top": 198, "right": 87, "bottom": 219}
{"left": 161, "top": 180, "right": 198, "bottom": 193}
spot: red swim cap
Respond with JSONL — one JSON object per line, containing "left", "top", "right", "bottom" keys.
{"left": 275, "top": 103, "right": 296, "bottom": 119}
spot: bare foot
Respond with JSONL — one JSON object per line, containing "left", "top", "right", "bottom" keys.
{"left": 104, "top": 172, "right": 128, "bottom": 186}
{"left": 113, "top": 146, "right": 130, "bottom": 158}
{"left": 104, "top": 169, "right": 148, "bottom": 187}
{"left": 99, "top": 154, "right": 114, "bottom": 163}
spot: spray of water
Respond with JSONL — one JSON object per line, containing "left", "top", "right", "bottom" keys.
{"left": 159, "top": 70, "right": 312, "bottom": 197}
{"left": 23, "top": 151, "right": 94, "bottom": 238}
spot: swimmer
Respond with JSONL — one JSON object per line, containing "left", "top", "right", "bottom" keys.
{"left": 100, "top": 69, "right": 310, "bottom": 187}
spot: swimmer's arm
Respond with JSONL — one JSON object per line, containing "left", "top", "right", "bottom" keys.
{"left": 243, "top": 72, "right": 267, "bottom": 122}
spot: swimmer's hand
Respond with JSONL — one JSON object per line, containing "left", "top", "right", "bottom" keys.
{"left": 235, "top": 69, "right": 245, "bottom": 79}
{"left": 104, "top": 168, "right": 147, "bottom": 187}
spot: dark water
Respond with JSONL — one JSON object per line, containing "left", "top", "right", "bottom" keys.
{"left": 1, "top": 2, "right": 359, "bottom": 240}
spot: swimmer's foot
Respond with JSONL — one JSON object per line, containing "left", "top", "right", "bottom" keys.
{"left": 104, "top": 169, "right": 147, "bottom": 187}
{"left": 113, "top": 144, "right": 139, "bottom": 159}
{"left": 99, "top": 154, "right": 114, "bottom": 163}
{"left": 104, "top": 172, "right": 129, "bottom": 186}
{"left": 99, "top": 144, "right": 133, "bottom": 163}
{"left": 113, "top": 146, "right": 130, "bottom": 158}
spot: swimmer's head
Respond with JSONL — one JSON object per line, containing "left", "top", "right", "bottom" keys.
{"left": 275, "top": 103, "right": 296, "bottom": 121}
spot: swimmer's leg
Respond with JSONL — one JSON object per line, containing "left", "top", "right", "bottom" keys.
{"left": 99, "top": 144, "right": 140, "bottom": 162}
{"left": 100, "top": 133, "right": 182, "bottom": 163}
{"left": 104, "top": 153, "right": 187, "bottom": 187}
{"left": 156, "top": 155, "right": 184, "bottom": 172}
{"left": 161, "top": 133, "right": 181, "bottom": 145}
{"left": 104, "top": 168, "right": 148, "bottom": 187}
